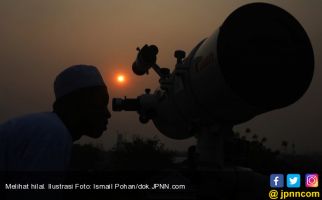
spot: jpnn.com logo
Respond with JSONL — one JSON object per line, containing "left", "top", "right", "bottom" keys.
{"left": 269, "top": 173, "right": 320, "bottom": 199}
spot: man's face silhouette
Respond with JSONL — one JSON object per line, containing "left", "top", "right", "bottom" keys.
{"left": 79, "top": 87, "right": 111, "bottom": 138}
{"left": 54, "top": 86, "right": 111, "bottom": 140}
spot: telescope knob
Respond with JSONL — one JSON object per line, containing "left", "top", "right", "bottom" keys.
{"left": 174, "top": 50, "right": 186, "bottom": 64}
{"left": 160, "top": 68, "right": 170, "bottom": 77}
{"left": 145, "top": 88, "right": 151, "bottom": 94}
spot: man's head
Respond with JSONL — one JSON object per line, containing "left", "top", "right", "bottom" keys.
{"left": 53, "top": 65, "right": 111, "bottom": 141}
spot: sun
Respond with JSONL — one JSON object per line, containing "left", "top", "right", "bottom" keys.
{"left": 117, "top": 75, "right": 125, "bottom": 83}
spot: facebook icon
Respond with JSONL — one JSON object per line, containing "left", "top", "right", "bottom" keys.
{"left": 270, "top": 174, "right": 284, "bottom": 188}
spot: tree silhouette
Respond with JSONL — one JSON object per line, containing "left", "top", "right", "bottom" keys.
{"left": 260, "top": 137, "right": 267, "bottom": 145}
{"left": 291, "top": 143, "right": 296, "bottom": 155}
{"left": 109, "top": 136, "right": 175, "bottom": 170}
{"left": 245, "top": 128, "right": 251, "bottom": 134}
{"left": 224, "top": 130, "right": 284, "bottom": 174}
{"left": 281, "top": 140, "right": 288, "bottom": 153}
{"left": 252, "top": 134, "right": 258, "bottom": 141}
{"left": 69, "top": 143, "right": 106, "bottom": 170}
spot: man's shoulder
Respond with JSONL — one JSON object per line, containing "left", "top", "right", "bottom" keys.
{"left": 1, "top": 112, "right": 70, "bottom": 138}
{"left": 3, "top": 112, "right": 61, "bottom": 126}
{"left": 20, "top": 112, "right": 60, "bottom": 122}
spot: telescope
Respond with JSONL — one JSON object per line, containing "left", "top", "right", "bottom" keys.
{"left": 113, "top": 3, "right": 314, "bottom": 199}
{"left": 113, "top": 2, "right": 314, "bottom": 140}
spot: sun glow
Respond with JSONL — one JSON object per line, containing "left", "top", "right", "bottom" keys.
{"left": 117, "top": 75, "right": 125, "bottom": 83}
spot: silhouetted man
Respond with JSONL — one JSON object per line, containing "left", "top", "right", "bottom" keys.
{"left": 0, "top": 65, "right": 111, "bottom": 171}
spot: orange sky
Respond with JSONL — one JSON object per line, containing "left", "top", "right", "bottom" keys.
{"left": 0, "top": 0, "right": 321, "bottom": 153}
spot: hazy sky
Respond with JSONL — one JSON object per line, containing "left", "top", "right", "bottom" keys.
{"left": 0, "top": 0, "right": 321, "bottom": 153}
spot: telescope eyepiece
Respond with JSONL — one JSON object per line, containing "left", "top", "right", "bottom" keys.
{"left": 112, "top": 98, "right": 140, "bottom": 111}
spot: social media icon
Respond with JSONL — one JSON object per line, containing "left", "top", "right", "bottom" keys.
{"left": 270, "top": 174, "right": 284, "bottom": 188}
{"left": 287, "top": 174, "right": 301, "bottom": 188}
{"left": 305, "top": 174, "right": 318, "bottom": 188}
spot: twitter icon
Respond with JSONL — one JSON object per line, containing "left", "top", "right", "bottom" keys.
{"left": 287, "top": 174, "right": 301, "bottom": 188}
